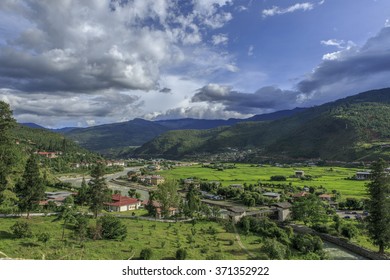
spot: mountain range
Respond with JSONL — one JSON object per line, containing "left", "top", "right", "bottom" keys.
{"left": 20, "top": 88, "right": 390, "bottom": 161}
{"left": 24, "top": 107, "right": 306, "bottom": 156}
{"left": 134, "top": 88, "right": 390, "bottom": 161}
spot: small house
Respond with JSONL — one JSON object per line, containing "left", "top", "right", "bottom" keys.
{"left": 295, "top": 170, "right": 305, "bottom": 178}
{"left": 356, "top": 171, "right": 371, "bottom": 180}
{"left": 262, "top": 192, "right": 281, "bottom": 201}
{"left": 272, "top": 202, "right": 292, "bottom": 222}
{"left": 105, "top": 194, "right": 141, "bottom": 212}
{"left": 227, "top": 207, "right": 247, "bottom": 223}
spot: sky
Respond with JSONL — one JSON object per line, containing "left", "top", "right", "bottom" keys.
{"left": 0, "top": 0, "right": 390, "bottom": 128}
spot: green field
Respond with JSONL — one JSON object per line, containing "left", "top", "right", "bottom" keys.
{"left": 0, "top": 216, "right": 247, "bottom": 260}
{"left": 159, "top": 164, "right": 368, "bottom": 198}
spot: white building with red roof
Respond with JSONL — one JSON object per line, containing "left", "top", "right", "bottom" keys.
{"left": 105, "top": 194, "right": 141, "bottom": 212}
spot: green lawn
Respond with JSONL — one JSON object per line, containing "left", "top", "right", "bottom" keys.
{"left": 0, "top": 216, "right": 247, "bottom": 260}
{"left": 160, "top": 164, "right": 368, "bottom": 198}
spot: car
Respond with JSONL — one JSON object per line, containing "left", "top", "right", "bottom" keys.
{"left": 344, "top": 216, "right": 351, "bottom": 219}
{"left": 351, "top": 211, "right": 357, "bottom": 214}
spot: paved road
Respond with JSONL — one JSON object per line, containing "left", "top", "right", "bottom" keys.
{"left": 58, "top": 167, "right": 141, "bottom": 188}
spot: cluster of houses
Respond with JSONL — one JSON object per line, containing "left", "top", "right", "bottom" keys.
{"left": 71, "top": 160, "right": 125, "bottom": 169}
{"left": 34, "top": 151, "right": 63, "bottom": 159}
{"left": 137, "top": 175, "right": 165, "bottom": 186}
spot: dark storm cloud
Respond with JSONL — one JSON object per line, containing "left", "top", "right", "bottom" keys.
{"left": 298, "top": 27, "right": 390, "bottom": 94}
{"left": 191, "top": 84, "right": 302, "bottom": 114}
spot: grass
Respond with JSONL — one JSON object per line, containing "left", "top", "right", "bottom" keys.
{"left": 159, "top": 164, "right": 368, "bottom": 198}
{"left": 0, "top": 216, "right": 247, "bottom": 260}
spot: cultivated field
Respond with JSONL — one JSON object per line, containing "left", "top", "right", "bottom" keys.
{"left": 160, "top": 164, "right": 368, "bottom": 198}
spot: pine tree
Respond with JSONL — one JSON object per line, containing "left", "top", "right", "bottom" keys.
{"left": 87, "top": 163, "right": 111, "bottom": 218}
{"left": 15, "top": 155, "right": 45, "bottom": 218}
{"left": 0, "top": 101, "right": 16, "bottom": 199}
{"left": 76, "top": 177, "right": 89, "bottom": 206}
{"left": 366, "top": 159, "right": 390, "bottom": 254}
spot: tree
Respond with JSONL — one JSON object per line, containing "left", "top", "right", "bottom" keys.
{"left": 54, "top": 196, "right": 77, "bottom": 240}
{"left": 87, "top": 163, "right": 111, "bottom": 218}
{"left": 341, "top": 224, "right": 359, "bottom": 240}
{"left": 292, "top": 194, "right": 328, "bottom": 226}
{"left": 11, "top": 221, "right": 33, "bottom": 238}
{"left": 76, "top": 177, "right": 89, "bottom": 206}
{"left": 185, "top": 185, "right": 201, "bottom": 218}
{"left": 145, "top": 191, "right": 155, "bottom": 217}
{"left": 260, "top": 238, "right": 288, "bottom": 260}
{"left": 366, "top": 159, "right": 390, "bottom": 254}
{"left": 0, "top": 101, "right": 17, "bottom": 210}
{"left": 15, "top": 155, "right": 45, "bottom": 218}
{"left": 154, "top": 179, "right": 180, "bottom": 218}
{"left": 98, "top": 215, "right": 127, "bottom": 241}
{"left": 176, "top": 248, "right": 187, "bottom": 260}
{"left": 139, "top": 248, "right": 153, "bottom": 260}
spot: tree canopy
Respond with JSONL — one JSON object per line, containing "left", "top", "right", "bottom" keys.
{"left": 366, "top": 159, "right": 390, "bottom": 254}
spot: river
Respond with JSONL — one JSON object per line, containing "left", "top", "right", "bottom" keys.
{"left": 323, "top": 241, "right": 367, "bottom": 260}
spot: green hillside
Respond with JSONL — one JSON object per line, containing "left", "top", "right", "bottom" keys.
{"left": 134, "top": 88, "right": 390, "bottom": 161}
{"left": 64, "top": 118, "right": 169, "bottom": 153}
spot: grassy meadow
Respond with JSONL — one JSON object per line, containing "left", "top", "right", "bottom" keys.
{"left": 0, "top": 216, "right": 247, "bottom": 260}
{"left": 159, "top": 164, "right": 368, "bottom": 198}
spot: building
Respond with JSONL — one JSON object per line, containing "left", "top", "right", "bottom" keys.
{"left": 318, "top": 194, "right": 333, "bottom": 201}
{"left": 295, "top": 170, "right": 305, "bottom": 178}
{"left": 272, "top": 202, "right": 292, "bottom": 222}
{"left": 35, "top": 151, "right": 61, "bottom": 159}
{"left": 262, "top": 192, "right": 281, "bottom": 201}
{"left": 151, "top": 175, "right": 165, "bottom": 185}
{"left": 356, "top": 171, "right": 371, "bottom": 180}
{"left": 105, "top": 194, "right": 141, "bottom": 212}
{"left": 227, "top": 207, "right": 247, "bottom": 223}
{"left": 39, "top": 191, "right": 75, "bottom": 206}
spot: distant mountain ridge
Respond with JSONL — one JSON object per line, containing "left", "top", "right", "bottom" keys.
{"left": 134, "top": 88, "right": 390, "bottom": 161}
{"left": 29, "top": 107, "right": 307, "bottom": 155}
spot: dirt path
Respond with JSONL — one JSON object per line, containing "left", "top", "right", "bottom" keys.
{"left": 232, "top": 224, "right": 256, "bottom": 258}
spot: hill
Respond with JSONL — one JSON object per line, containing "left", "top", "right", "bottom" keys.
{"left": 134, "top": 88, "right": 390, "bottom": 161}
{"left": 61, "top": 108, "right": 307, "bottom": 155}
{"left": 11, "top": 124, "right": 102, "bottom": 173}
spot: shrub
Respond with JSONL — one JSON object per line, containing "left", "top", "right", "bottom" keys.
{"left": 176, "top": 248, "right": 188, "bottom": 260}
{"left": 340, "top": 224, "right": 359, "bottom": 240}
{"left": 98, "top": 215, "right": 127, "bottom": 241}
{"left": 270, "top": 175, "right": 287, "bottom": 181}
{"left": 37, "top": 232, "right": 50, "bottom": 244}
{"left": 10, "top": 221, "right": 33, "bottom": 238}
{"left": 140, "top": 248, "right": 153, "bottom": 260}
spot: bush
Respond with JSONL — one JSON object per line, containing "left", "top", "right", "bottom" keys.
{"left": 140, "top": 248, "right": 153, "bottom": 260}
{"left": 10, "top": 221, "right": 33, "bottom": 238}
{"left": 340, "top": 224, "right": 359, "bottom": 240}
{"left": 98, "top": 215, "right": 127, "bottom": 241}
{"left": 176, "top": 248, "right": 188, "bottom": 260}
{"left": 37, "top": 232, "right": 50, "bottom": 244}
{"left": 260, "top": 239, "right": 288, "bottom": 260}
{"left": 270, "top": 175, "right": 287, "bottom": 181}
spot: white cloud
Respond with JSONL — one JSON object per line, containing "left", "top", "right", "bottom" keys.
{"left": 321, "top": 39, "right": 345, "bottom": 48}
{"left": 212, "top": 34, "right": 229, "bottom": 45}
{"left": 262, "top": 2, "right": 314, "bottom": 18}
{"left": 0, "top": 0, "right": 239, "bottom": 126}
{"left": 248, "top": 45, "right": 254, "bottom": 56}
{"left": 385, "top": 19, "right": 390, "bottom": 27}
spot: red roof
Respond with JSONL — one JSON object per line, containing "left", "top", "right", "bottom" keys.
{"left": 292, "top": 191, "right": 308, "bottom": 198}
{"left": 105, "top": 194, "right": 140, "bottom": 207}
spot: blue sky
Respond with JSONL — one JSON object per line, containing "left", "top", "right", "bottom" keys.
{"left": 0, "top": 0, "right": 390, "bottom": 127}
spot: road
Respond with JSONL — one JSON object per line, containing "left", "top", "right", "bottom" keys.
{"left": 58, "top": 167, "right": 150, "bottom": 200}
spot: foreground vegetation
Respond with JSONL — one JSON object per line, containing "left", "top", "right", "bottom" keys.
{"left": 0, "top": 216, "right": 246, "bottom": 260}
